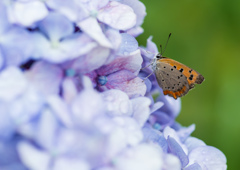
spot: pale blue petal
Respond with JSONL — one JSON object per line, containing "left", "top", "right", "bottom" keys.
{"left": 38, "top": 12, "right": 74, "bottom": 42}
{"left": 121, "top": 0, "right": 146, "bottom": 26}
{"left": 177, "top": 124, "right": 195, "bottom": 142}
{"left": 118, "top": 33, "right": 138, "bottom": 55}
{"left": 113, "top": 144, "right": 163, "bottom": 170}
{"left": 188, "top": 146, "right": 227, "bottom": 170}
{"left": 184, "top": 137, "right": 206, "bottom": 153}
{"left": 97, "top": 49, "right": 142, "bottom": 76}
{"left": 167, "top": 136, "right": 189, "bottom": 168}
{"left": 25, "top": 61, "right": 63, "bottom": 96}
{"left": 131, "top": 97, "right": 151, "bottom": 127}
{"left": 71, "top": 46, "right": 110, "bottom": 73}
{"left": 142, "top": 127, "right": 168, "bottom": 152}
{"left": 71, "top": 89, "right": 105, "bottom": 125}
{"left": 1, "top": 27, "right": 34, "bottom": 66}
{"left": 185, "top": 163, "right": 202, "bottom": 170}
{"left": 101, "top": 89, "right": 132, "bottom": 117}
{"left": 46, "top": 0, "right": 88, "bottom": 21}
{"left": 0, "top": 2, "right": 10, "bottom": 34}
{"left": 98, "top": 1, "right": 136, "bottom": 30}
{"left": 0, "top": 67, "right": 27, "bottom": 102}
{"left": 47, "top": 96, "right": 73, "bottom": 128}
{"left": 127, "top": 26, "right": 144, "bottom": 37}
{"left": 78, "top": 17, "right": 113, "bottom": 48}
{"left": 17, "top": 142, "right": 51, "bottom": 170}
{"left": 7, "top": 1, "right": 48, "bottom": 26}
{"left": 0, "top": 103, "right": 15, "bottom": 139}
{"left": 53, "top": 158, "right": 90, "bottom": 170}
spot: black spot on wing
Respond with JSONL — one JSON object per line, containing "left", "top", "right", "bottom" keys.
{"left": 189, "top": 74, "right": 194, "bottom": 80}
{"left": 179, "top": 68, "right": 184, "bottom": 72}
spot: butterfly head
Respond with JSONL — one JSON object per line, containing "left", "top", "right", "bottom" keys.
{"left": 155, "top": 53, "right": 166, "bottom": 60}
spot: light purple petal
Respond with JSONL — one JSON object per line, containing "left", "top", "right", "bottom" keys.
{"left": 7, "top": 1, "right": 48, "bottom": 26}
{"left": 0, "top": 67, "right": 27, "bottom": 102}
{"left": 121, "top": 0, "right": 146, "bottom": 26}
{"left": 105, "top": 28, "right": 122, "bottom": 50}
{"left": 184, "top": 137, "right": 206, "bottom": 153}
{"left": 188, "top": 146, "right": 227, "bottom": 170}
{"left": 53, "top": 158, "right": 90, "bottom": 170}
{"left": 117, "top": 77, "right": 146, "bottom": 98}
{"left": 0, "top": 2, "right": 10, "bottom": 34}
{"left": 62, "top": 77, "right": 78, "bottom": 103}
{"left": 24, "top": 61, "right": 63, "bottom": 96}
{"left": 167, "top": 136, "right": 189, "bottom": 168}
{"left": 72, "top": 46, "right": 110, "bottom": 73}
{"left": 150, "top": 101, "right": 164, "bottom": 113}
{"left": 113, "top": 144, "right": 163, "bottom": 170}
{"left": 78, "top": 17, "right": 113, "bottom": 48}
{"left": 142, "top": 127, "right": 168, "bottom": 152}
{"left": 163, "top": 154, "right": 181, "bottom": 170}
{"left": 0, "top": 48, "right": 3, "bottom": 69}
{"left": 139, "top": 73, "right": 152, "bottom": 92}
{"left": 91, "top": 118, "right": 128, "bottom": 159}
{"left": 34, "top": 108, "right": 60, "bottom": 150}
{"left": 157, "top": 94, "right": 181, "bottom": 118}
{"left": 98, "top": 1, "right": 137, "bottom": 30}
{"left": 47, "top": 96, "right": 73, "bottom": 128}
{"left": 60, "top": 33, "right": 98, "bottom": 59}
{"left": 95, "top": 167, "right": 114, "bottom": 170}
{"left": 101, "top": 89, "right": 133, "bottom": 117}
{"left": 111, "top": 117, "right": 142, "bottom": 146}
{"left": 18, "top": 142, "right": 51, "bottom": 170}
{"left": 0, "top": 139, "right": 22, "bottom": 167}
{"left": 163, "top": 126, "right": 188, "bottom": 154}
{"left": 71, "top": 88, "right": 105, "bottom": 125}
{"left": 177, "top": 124, "right": 195, "bottom": 142}
{"left": 0, "top": 103, "right": 15, "bottom": 139}
{"left": 146, "top": 36, "right": 158, "bottom": 53}
{"left": 103, "top": 123, "right": 128, "bottom": 159}
{"left": 106, "top": 70, "right": 146, "bottom": 98}
{"left": 107, "top": 70, "right": 136, "bottom": 84}
{"left": 118, "top": 33, "right": 138, "bottom": 55}
{"left": 9, "top": 87, "right": 44, "bottom": 125}
{"left": 153, "top": 111, "right": 173, "bottom": 127}
{"left": 32, "top": 32, "right": 98, "bottom": 63}
{"left": 85, "top": 71, "right": 98, "bottom": 87}
{"left": 83, "top": 0, "right": 109, "bottom": 11}
{"left": 127, "top": 26, "right": 144, "bottom": 37}
{"left": 141, "top": 36, "right": 158, "bottom": 60}
{"left": 185, "top": 163, "right": 202, "bottom": 170}
{"left": 82, "top": 75, "right": 95, "bottom": 90}
{"left": 38, "top": 12, "right": 74, "bottom": 42}
{"left": 46, "top": 0, "right": 88, "bottom": 22}
{"left": 97, "top": 49, "right": 143, "bottom": 76}
{"left": 131, "top": 97, "right": 151, "bottom": 127}
{"left": 1, "top": 27, "right": 34, "bottom": 66}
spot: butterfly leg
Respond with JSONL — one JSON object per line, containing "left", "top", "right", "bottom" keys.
{"left": 142, "top": 72, "right": 154, "bottom": 82}
{"left": 141, "top": 62, "right": 153, "bottom": 70}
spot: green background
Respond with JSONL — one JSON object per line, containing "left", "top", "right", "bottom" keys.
{"left": 137, "top": 0, "right": 240, "bottom": 169}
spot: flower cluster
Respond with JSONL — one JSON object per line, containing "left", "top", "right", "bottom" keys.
{"left": 0, "top": 0, "right": 226, "bottom": 170}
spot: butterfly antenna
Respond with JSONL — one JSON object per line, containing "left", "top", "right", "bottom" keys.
{"left": 162, "top": 33, "right": 172, "bottom": 55}
{"left": 160, "top": 44, "right": 163, "bottom": 55}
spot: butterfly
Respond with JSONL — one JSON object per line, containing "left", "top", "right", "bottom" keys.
{"left": 143, "top": 33, "right": 204, "bottom": 99}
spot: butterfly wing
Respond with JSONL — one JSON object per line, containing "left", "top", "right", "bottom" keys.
{"left": 154, "top": 57, "right": 204, "bottom": 99}
{"left": 159, "top": 57, "right": 204, "bottom": 87}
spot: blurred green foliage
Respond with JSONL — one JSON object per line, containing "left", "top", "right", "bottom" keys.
{"left": 137, "top": 0, "right": 240, "bottom": 169}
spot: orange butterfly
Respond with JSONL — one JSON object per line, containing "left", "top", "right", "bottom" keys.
{"left": 143, "top": 33, "right": 204, "bottom": 99}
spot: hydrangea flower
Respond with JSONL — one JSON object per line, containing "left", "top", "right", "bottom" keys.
{"left": 0, "top": 0, "right": 227, "bottom": 170}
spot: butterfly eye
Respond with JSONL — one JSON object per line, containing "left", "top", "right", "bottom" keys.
{"left": 156, "top": 53, "right": 161, "bottom": 59}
